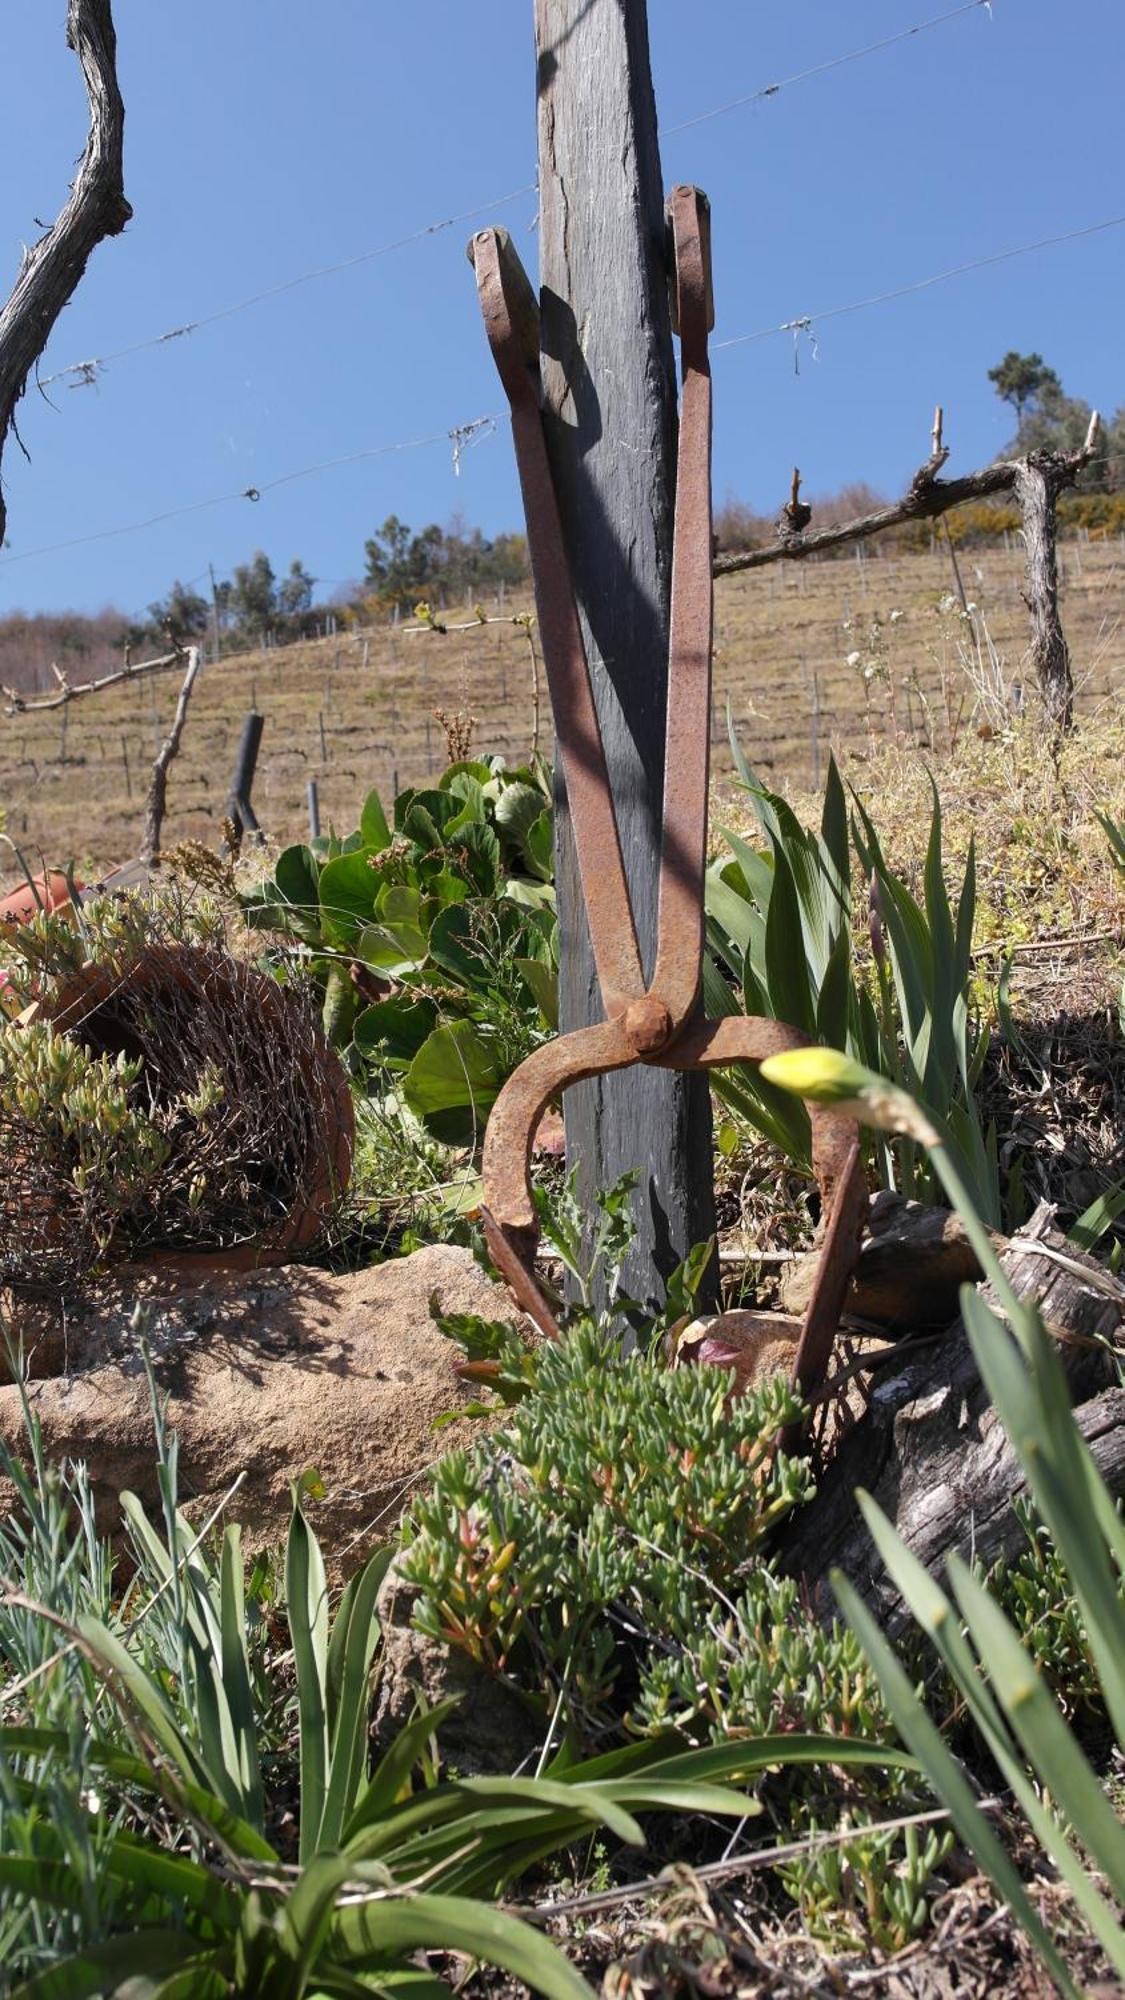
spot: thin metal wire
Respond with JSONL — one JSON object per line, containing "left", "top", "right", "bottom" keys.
{"left": 37, "top": 184, "right": 538, "bottom": 390}
{"left": 716, "top": 214, "right": 1125, "bottom": 352}
{"left": 666, "top": 0, "right": 994, "bottom": 136}
{"left": 0, "top": 418, "right": 498, "bottom": 569}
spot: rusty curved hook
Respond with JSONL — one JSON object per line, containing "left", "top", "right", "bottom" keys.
{"left": 467, "top": 188, "right": 867, "bottom": 1431}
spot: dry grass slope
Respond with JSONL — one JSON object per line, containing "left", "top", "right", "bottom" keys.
{"left": 0, "top": 540, "right": 1121, "bottom": 882}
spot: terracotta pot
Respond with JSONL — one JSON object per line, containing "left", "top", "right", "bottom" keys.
{"left": 1, "top": 873, "right": 85, "bottom": 1021}
{"left": 39, "top": 945, "right": 354, "bottom": 1272}
{"left": 0, "top": 871, "right": 83, "bottom": 928}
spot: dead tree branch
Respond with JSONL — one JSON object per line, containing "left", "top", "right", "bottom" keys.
{"left": 714, "top": 422, "right": 1101, "bottom": 578}
{"left": 3, "top": 648, "right": 185, "bottom": 716}
{"left": 1013, "top": 410, "right": 1100, "bottom": 733}
{"left": 0, "top": 0, "right": 130, "bottom": 545}
{"left": 714, "top": 413, "right": 1101, "bottom": 731}
{"left": 141, "top": 648, "right": 202, "bottom": 865}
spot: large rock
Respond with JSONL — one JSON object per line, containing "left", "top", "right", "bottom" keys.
{"left": 0, "top": 1246, "right": 520, "bottom": 1563}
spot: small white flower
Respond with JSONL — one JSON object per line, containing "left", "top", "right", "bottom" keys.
{"left": 889, "top": 609, "right": 904, "bottom": 624}
{"left": 81, "top": 1787, "right": 102, "bottom": 1815}
{"left": 846, "top": 650, "right": 862, "bottom": 668}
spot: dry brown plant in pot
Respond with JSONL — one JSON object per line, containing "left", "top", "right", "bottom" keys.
{"left": 1, "top": 894, "right": 353, "bottom": 1291}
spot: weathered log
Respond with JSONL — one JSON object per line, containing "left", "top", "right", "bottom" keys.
{"left": 781, "top": 1201, "right": 1125, "bottom": 1627}
{"left": 534, "top": 0, "right": 716, "bottom": 1311}
{"left": 1014, "top": 448, "right": 1079, "bottom": 731}
{"left": 781, "top": 1189, "right": 997, "bottom": 1332}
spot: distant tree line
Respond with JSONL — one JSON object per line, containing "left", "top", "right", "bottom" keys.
{"left": 986, "top": 349, "right": 1123, "bottom": 468}
{"left": 0, "top": 515, "right": 533, "bottom": 694}
{"left": 144, "top": 552, "right": 317, "bottom": 650}
{"left": 361, "top": 512, "right": 529, "bottom": 612}
{"left": 143, "top": 514, "right": 531, "bottom": 648}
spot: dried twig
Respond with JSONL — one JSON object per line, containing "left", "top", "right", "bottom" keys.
{"left": 141, "top": 648, "right": 201, "bottom": 865}
{"left": 518, "top": 613, "right": 542, "bottom": 762}
{"left": 516, "top": 1801, "right": 1006, "bottom": 1923}
{"left": 0, "top": 1, "right": 130, "bottom": 545}
{"left": 971, "top": 927, "right": 1121, "bottom": 961}
{"left": 3, "top": 648, "right": 184, "bottom": 716}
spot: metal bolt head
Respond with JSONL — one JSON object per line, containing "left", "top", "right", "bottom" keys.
{"left": 623, "top": 996, "right": 673, "bottom": 1055}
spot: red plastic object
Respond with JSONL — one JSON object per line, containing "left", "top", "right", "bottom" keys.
{"left": 0, "top": 872, "right": 83, "bottom": 927}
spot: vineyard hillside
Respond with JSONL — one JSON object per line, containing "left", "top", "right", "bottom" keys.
{"left": 1, "top": 537, "right": 1121, "bottom": 880}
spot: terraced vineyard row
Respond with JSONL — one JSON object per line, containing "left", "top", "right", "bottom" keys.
{"left": 2, "top": 538, "right": 1120, "bottom": 879}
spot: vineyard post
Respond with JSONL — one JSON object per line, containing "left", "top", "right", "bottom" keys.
{"left": 534, "top": 0, "right": 716, "bottom": 1310}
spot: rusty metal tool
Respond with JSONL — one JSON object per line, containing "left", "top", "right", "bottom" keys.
{"left": 467, "top": 188, "right": 866, "bottom": 1420}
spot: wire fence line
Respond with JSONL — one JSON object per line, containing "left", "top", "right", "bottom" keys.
{"left": 715, "top": 213, "right": 1125, "bottom": 356}
{"left": 0, "top": 418, "right": 498, "bottom": 570}
{"left": 7, "top": 201, "right": 1122, "bottom": 576}
{"left": 665, "top": 0, "right": 995, "bottom": 135}
{"left": 37, "top": 186, "right": 538, "bottom": 392}
{"left": 35, "top": 0, "right": 1003, "bottom": 394}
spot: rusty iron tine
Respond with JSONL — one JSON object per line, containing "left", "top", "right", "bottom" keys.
{"left": 467, "top": 225, "right": 645, "bottom": 1022}
{"left": 650, "top": 186, "right": 715, "bottom": 1034}
{"left": 470, "top": 187, "right": 869, "bottom": 1431}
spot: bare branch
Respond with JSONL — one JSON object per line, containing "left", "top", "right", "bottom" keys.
{"left": 0, "top": 1, "right": 130, "bottom": 544}
{"left": 141, "top": 648, "right": 202, "bottom": 865}
{"left": 714, "top": 415, "right": 1104, "bottom": 735}
{"left": 3, "top": 649, "right": 184, "bottom": 716}
{"left": 713, "top": 421, "right": 1101, "bottom": 579}
{"left": 712, "top": 446, "right": 1000, "bottom": 577}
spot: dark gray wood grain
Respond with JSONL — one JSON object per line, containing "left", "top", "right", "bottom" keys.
{"left": 534, "top": 0, "right": 715, "bottom": 1310}
{"left": 780, "top": 1202, "right": 1125, "bottom": 1628}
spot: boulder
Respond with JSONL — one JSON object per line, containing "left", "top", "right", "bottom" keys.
{"left": 0, "top": 1245, "right": 521, "bottom": 1564}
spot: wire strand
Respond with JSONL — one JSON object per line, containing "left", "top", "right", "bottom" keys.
{"left": 0, "top": 418, "right": 498, "bottom": 569}
{"left": 666, "top": 0, "right": 994, "bottom": 136}
{"left": 34, "top": 6, "right": 999, "bottom": 389}
{"left": 37, "top": 184, "right": 537, "bottom": 390}
{"left": 715, "top": 213, "right": 1125, "bottom": 351}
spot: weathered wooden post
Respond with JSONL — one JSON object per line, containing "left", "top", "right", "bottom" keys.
{"left": 534, "top": 0, "right": 716, "bottom": 1307}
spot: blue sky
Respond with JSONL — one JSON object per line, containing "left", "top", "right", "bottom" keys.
{"left": 1, "top": 0, "right": 1121, "bottom": 618}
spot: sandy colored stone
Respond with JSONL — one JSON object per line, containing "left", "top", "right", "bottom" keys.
{"left": 674, "top": 1308, "right": 801, "bottom": 1392}
{"left": 0, "top": 1246, "right": 523, "bottom": 1564}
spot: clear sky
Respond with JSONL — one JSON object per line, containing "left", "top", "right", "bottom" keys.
{"left": 1, "top": 0, "right": 1121, "bottom": 620}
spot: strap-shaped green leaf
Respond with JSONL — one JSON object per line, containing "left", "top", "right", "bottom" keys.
{"left": 287, "top": 1483, "right": 331, "bottom": 1864}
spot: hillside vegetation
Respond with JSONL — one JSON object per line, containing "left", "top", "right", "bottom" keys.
{"left": 1, "top": 537, "right": 1121, "bottom": 882}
